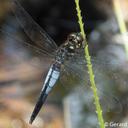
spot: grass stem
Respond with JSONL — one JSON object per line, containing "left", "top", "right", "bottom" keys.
{"left": 74, "top": 0, "right": 105, "bottom": 127}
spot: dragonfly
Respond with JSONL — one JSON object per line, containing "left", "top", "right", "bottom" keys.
{"left": 1, "top": 0, "right": 125, "bottom": 125}
{"left": 10, "top": 0, "right": 86, "bottom": 124}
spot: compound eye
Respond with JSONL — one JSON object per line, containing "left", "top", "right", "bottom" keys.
{"left": 68, "top": 33, "right": 76, "bottom": 42}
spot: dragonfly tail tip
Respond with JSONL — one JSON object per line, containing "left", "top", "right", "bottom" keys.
{"left": 29, "top": 117, "right": 34, "bottom": 124}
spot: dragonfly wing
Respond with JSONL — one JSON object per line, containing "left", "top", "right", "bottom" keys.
{"left": 59, "top": 62, "right": 89, "bottom": 93}
{"left": 61, "top": 50, "right": 125, "bottom": 116}
{"left": 11, "top": 0, "right": 58, "bottom": 53}
{"left": 0, "top": 29, "right": 54, "bottom": 69}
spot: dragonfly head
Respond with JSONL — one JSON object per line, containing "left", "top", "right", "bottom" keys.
{"left": 67, "top": 33, "right": 84, "bottom": 49}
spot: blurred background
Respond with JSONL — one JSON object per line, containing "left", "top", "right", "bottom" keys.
{"left": 0, "top": 0, "right": 128, "bottom": 128}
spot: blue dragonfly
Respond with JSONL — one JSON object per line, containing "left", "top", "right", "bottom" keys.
{"left": 10, "top": 1, "right": 87, "bottom": 124}
{"left": 1, "top": 0, "right": 125, "bottom": 125}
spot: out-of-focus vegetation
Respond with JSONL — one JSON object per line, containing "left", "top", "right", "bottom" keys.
{"left": 0, "top": 0, "right": 128, "bottom": 128}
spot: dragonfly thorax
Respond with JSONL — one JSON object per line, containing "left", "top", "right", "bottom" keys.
{"left": 55, "top": 33, "right": 84, "bottom": 64}
{"left": 55, "top": 47, "right": 67, "bottom": 64}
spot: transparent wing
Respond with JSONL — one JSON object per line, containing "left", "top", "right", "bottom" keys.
{"left": 59, "top": 49, "right": 127, "bottom": 119}
{"left": 11, "top": 0, "right": 58, "bottom": 53}
{"left": 65, "top": 48, "right": 123, "bottom": 67}
{"left": 0, "top": 29, "right": 54, "bottom": 69}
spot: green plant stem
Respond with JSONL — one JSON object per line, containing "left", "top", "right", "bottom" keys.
{"left": 75, "top": 0, "right": 105, "bottom": 128}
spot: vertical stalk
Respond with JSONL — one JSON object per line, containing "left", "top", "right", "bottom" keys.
{"left": 74, "top": 0, "right": 105, "bottom": 128}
